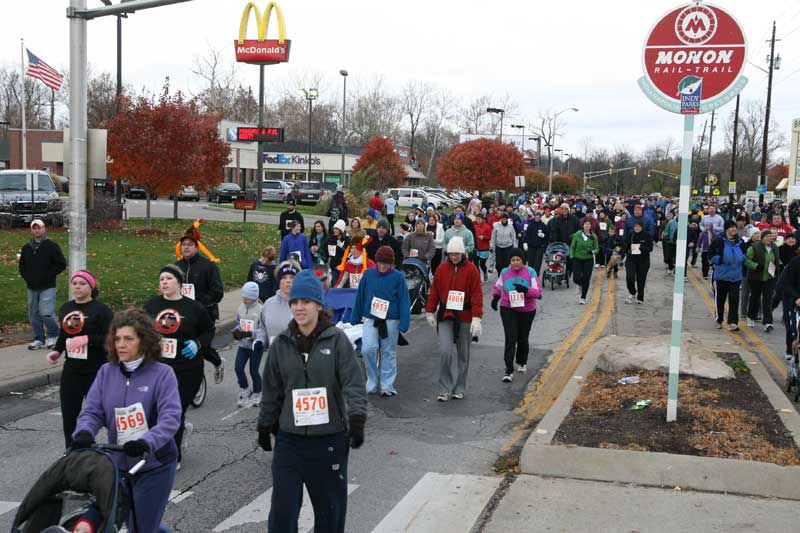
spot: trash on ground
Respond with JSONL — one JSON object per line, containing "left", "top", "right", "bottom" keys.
{"left": 630, "top": 399, "right": 652, "bottom": 410}
{"left": 618, "top": 376, "right": 640, "bottom": 385}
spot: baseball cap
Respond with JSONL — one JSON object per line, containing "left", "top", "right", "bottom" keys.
{"left": 30, "top": 219, "right": 45, "bottom": 228}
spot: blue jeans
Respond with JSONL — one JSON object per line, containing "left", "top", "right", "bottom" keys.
{"left": 361, "top": 318, "right": 400, "bottom": 394}
{"left": 27, "top": 287, "right": 58, "bottom": 341}
{"left": 235, "top": 346, "right": 263, "bottom": 393}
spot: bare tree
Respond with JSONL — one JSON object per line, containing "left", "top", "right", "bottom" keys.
{"left": 0, "top": 66, "right": 51, "bottom": 128}
{"left": 401, "top": 81, "right": 431, "bottom": 157}
{"left": 531, "top": 111, "right": 556, "bottom": 172}
{"left": 191, "top": 47, "right": 237, "bottom": 117}
{"left": 458, "top": 94, "right": 492, "bottom": 134}
{"left": 722, "top": 99, "right": 785, "bottom": 181}
{"left": 347, "top": 76, "right": 402, "bottom": 145}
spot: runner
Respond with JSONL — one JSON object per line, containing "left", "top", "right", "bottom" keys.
{"left": 491, "top": 212, "right": 518, "bottom": 275}
{"left": 624, "top": 220, "right": 653, "bottom": 304}
{"left": 709, "top": 220, "right": 746, "bottom": 331}
{"left": 569, "top": 219, "right": 600, "bottom": 305}
{"left": 46, "top": 270, "right": 114, "bottom": 448}
{"left": 490, "top": 248, "right": 542, "bottom": 382}
{"left": 259, "top": 261, "right": 299, "bottom": 346}
{"left": 279, "top": 200, "right": 304, "bottom": 239}
{"left": 473, "top": 212, "right": 493, "bottom": 281}
{"left": 232, "top": 282, "right": 266, "bottom": 408}
{"left": 326, "top": 220, "right": 348, "bottom": 286}
{"left": 401, "top": 218, "right": 436, "bottom": 267}
{"left": 258, "top": 269, "right": 367, "bottom": 533}
{"left": 350, "top": 245, "right": 410, "bottom": 396}
{"left": 308, "top": 220, "right": 328, "bottom": 266}
{"left": 246, "top": 246, "right": 278, "bottom": 303}
{"left": 71, "top": 308, "right": 181, "bottom": 533}
{"left": 278, "top": 220, "right": 313, "bottom": 269}
{"left": 143, "top": 264, "right": 213, "bottom": 469}
{"left": 334, "top": 236, "right": 375, "bottom": 289}
{"left": 523, "top": 211, "right": 549, "bottom": 275}
{"left": 426, "top": 237, "right": 484, "bottom": 402}
{"left": 427, "top": 214, "right": 445, "bottom": 274}
{"left": 744, "top": 230, "right": 780, "bottom": 332}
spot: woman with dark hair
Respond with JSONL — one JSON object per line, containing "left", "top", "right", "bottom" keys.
{"left": 143, "top": 264, "right": 213, "bottom": 469}
{"left": 326, "top": 220, "right": 349, "bottom": 286}
{"left": 71, "top": 308, "right": 182, "bottom": 533}
{"left": 427, "top": 214, "right": 445, "bottom": 274}
{"left": 46, "top": 270, "right": 114, "bottom": 448}
{"left": 309, "top": 220, "right": 328, "bottom": 265}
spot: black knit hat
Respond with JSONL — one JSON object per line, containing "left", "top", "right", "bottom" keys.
{"left": 160, "top": 264, "right": 185, "bottom": 284}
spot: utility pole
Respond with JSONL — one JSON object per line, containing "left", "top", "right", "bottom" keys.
{"left": 256, "top": 64, "right": 264, "bottom": 206}
{"left": 730, "top": 94, "right": 740, "bottom": 205}
{"left": 692, "top": 119, "right": 707, "bottom": 192}
{"left": 759, "top": 21, "right": 778, "bottom": 206}
{"left": 706, "top": 109, "right": 715, "bottom": 176}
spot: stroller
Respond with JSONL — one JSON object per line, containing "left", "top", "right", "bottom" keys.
{"left": 787, "top": 313, "right": 800, "bottom": 403}
{"left": 399, "top": 258, "right": 430, "bottom": 315}
{"left": 543, "top": 242, "right": 570, "bottom": 291}
{"left": 324, "top": 287, "right": 363, "bottom": 352}
{"left": 12, "top": 445, "right": 147, "bottom": 533}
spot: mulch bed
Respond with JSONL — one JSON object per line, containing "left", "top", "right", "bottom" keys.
{"left": 553, "top": 353, "right": 800, "bottom": 466}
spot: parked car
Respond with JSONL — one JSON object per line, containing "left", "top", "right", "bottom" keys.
{"left": 387, "top": 187, "right": 429, "bottom": 209}
{"left": 425, "top": 191, "right": 452, "bottom": 209}
{"left": 247, "top": 180, "right": 294, "bottom": 203}
{"left": 320, "top": 182, "right": 339, "bottom": 195}
{"left": 169, "top": 185, "right": 200, "bottom": 201}
{"left": 125, "top": 184, "right": 157, "bottom": 200}
{"left": 0, "top": 170, "right": 64, "bottom": 228}
{"left": 208, "top": 182, "right": 244, "bottom": 203}
{"left": 290, "top": 180, "right": 323, "bottom": 205}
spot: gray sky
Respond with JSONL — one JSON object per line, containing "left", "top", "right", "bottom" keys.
{"left": 3, "top": 0, "right": 799, "bottom": 157}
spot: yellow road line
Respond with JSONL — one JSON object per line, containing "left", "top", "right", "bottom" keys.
{"left": 686, "top": 269, "right": 786, "bottom": 377}
{"left": 501, "top": 270, "right": 615, "bottom": 454}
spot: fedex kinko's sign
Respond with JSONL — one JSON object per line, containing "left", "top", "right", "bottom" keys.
{"left": 639, "top": 3, "right": 747, "bottom": 114}
{"left": 235, "top": 2, "right": 291, "bottom": 64}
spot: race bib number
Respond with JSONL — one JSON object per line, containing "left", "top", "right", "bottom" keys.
{"left": 181, "top": 283, "right": 195, "bottom": 300}
{"left": 115, "top": 402, "right": 149, "bottom": 445}
{"left": 509, "top": 290, "right": 525, "bottom": 308}
{"left": 292, "top": 387, "right": 329, "bottom": 426}
{"left": 614, "top": 216, "right": 621, "bottom": 222}
{"left": 350, "top": 273, "right": 362, "bottom": 288}
{"left": 409, "top": 248, "right": 419, "bottom": 258}
{"left": 290, "top": 251, "right": 302, "bottom": 263}
{"left": 67, "top": 343, "right": 88, "bottom": 360}
{"left": 538, "top": 231, "right": 545, "bottom": 238}
{"left": 599, "top": 222, "right": 607, "bottom": 231}
{"left": 631, "top": 243, "right": 641, "bottom": 255}
{"left": 370, "top": 297, "right": 390, "bottom": 319}
{"left": 619, "top": 229, "right": 624, "bottom": 236}
{"left": 768, "top": 262, "right": 776, "bottom": 277}
{"left": 446, "top": 290, "right": 465, "bottom": 311}
{"left": 776, "top": 236, "right": 784, "bottom": 248}
{"left": 523, "top": 224, "right": 529, "bottom": 231}
{"left": 328, "top": 245, "right": 337, "bottom": 257}
{"left": 240, "top": 319, "right": 254, "bottom": 333}
{"left": 160, "top": 338, "right": 178, "bottom": 359}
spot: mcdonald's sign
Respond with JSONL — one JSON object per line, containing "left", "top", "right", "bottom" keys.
{"left": 234, "top": 2, "right": 291, "bottom": 64}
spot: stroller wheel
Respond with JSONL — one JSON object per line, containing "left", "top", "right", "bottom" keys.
{"left": 551, "top": 279, "right": 555, "bottom": 290}
{"left": 191, "top": 374, "right": 207, "bottom": 408}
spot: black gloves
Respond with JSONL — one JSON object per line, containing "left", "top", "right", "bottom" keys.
{"left": 257, "top": 424, "right": 273, "bottom": 451}
{"left": 348, "top": 414, "right": 366, "bottom": 449}
{"left": 232, "top": 330, "right": 243, "bottom": 340}
{"left": 123, "top": 439, "right": 150, "bottom": 457}
{"left": 242, "top": 331, "right": 252, "bottom": 338}
{"left": 70, "top": 431, "right": 94, "bottom": 450}
{"left": 490, "top": 295, "right": 500, "bottom": 311}
{"left": 513, "top": 283, "right": 528, "bottom": 294}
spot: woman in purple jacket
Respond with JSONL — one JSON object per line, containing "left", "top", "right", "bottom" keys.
{"left": 490, "top": 248, "right": 543, "bottom": 383}
{"left": 72, "top": 308, "right": 182, "bottom": 533}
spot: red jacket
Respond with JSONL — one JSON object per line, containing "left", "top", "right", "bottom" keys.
{"left": 756, "top": 221, "right": 795, "bottom": 240}
{"left": 426, "top": 257, "right": 483, "bottom": 323}
{"left": 487, "top": 215, "right": 502, "bottom": 228}
{"left": 474, "top": 221, "right": 492, "bottom": 251}
{"left": 369, "top": 196, "right": 385, "bottom": 212}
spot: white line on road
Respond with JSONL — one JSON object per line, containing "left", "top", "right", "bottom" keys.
{"left": 371, "top": 472, "right": 501, "bottom": 533}
{"left": 213, "top": 484, "right": 358, "bottom": 532}
{"left": 169, "top": 490, "right": 194, "bottom": 504}
{"left": 0, "top": 501, "right": 19, "bottom": 515}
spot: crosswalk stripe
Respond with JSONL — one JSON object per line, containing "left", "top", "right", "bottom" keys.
{"left": 371, "top": 473, "right": 501, "bottom": 533}
{"left": 0, "top": 501, "right": 19, "bottom": 515}
{"left": 213, "top": 484, "right": 358, "bottom": 532}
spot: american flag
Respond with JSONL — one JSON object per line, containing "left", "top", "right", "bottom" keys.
{"left": 25, "top": 49, "right": 63, "bottom": 92}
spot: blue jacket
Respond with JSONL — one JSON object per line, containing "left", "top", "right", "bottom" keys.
{"left": 626, "top": 215, "right": 655, "bottom": 238}
{"left": 279, "top": 232, "right": 312, "bottom": 269}
{"left": 350, "top": 267, "right": 410, "bottom": 332}
{"left": 709, "top": 235, "right": 746, "bottom": 282}
{"left": 74, "top": 361, "right": 181, "bottom": 473}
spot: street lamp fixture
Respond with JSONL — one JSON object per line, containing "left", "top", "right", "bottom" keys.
{"left": 528, "top": 136, "right": 542, "bottom": 168}
{"left": 486, "top": 107, "right": 505, "bottom": 142}
{"left": 548, "top": 107, "right": 579, "bottom": 194}
{"left": 339, "top": 70, "right": 348, "bottom": 188}
{"left": 510, "top": 124, "right": 525, "bottom": 152}
{"left": 302, "top": 88, "right": 319, "bottom": 182}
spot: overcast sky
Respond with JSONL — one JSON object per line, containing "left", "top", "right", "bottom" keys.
{"left": 3, "top": 0, "right": 799, "bottom": 158}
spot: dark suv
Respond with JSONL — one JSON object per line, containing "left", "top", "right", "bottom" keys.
{"left": 208, "top": 182, "right": 244, "bottom": 203}
{"left": 0, "top": 170, "right": 64, "bottom": 228}
{"left": 290, "top": 180, "right": 323, "bottom": 205}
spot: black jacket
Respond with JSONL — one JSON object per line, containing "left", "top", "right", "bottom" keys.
{"left": 174, "top": 253, "right": 224, "bottom": 321}
{"left": 523, "top": 220, "right": 550, "bottom": 249}
{"left": 624, "top": 230, "right": 653, "bottom": 262}
{"left": 143, "top": 295, "right": 214, "bottom": 371}
{"left": 279, "top": 209, "right": 305, "bottom": 238}
{"left": 54, "top": 299, "right": 114, "bottom": 375}
{"left": 18, "top": 237, "right": 67, "bottom": 290}
{"left": 247, "top": 260, "right": 277, "bottom": 303}
{"left": 549, "top": 214, "right": 580, "bottom": 244}
{"left": 780, "top": 255, "right": 800, "bottom": 305}
{"left": 365, "top": 233, "right": 403, "bottom": 267}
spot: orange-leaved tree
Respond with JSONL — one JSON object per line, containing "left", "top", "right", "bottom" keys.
{"left": 552, "top": 173, "right": 580, "bottom": 194}
{"left": 351, "top": 136, "right": 407, "bottom": 193}
{"left": 525, "top": 169, "right": 548, "bottom": 191}
{"left": 767, "top": 163, "right": 788, "bottom": 189}
{"left": 436, "top": 138, "right": 524, "bottom": 194}
{"left": 107, "top": 84, "right": 230, "bottom": 228}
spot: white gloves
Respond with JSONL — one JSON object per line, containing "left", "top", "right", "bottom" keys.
{"left": 523, "top": 243, "right": 529, "bottom": 251}
{"left": 470, "top": 317, "right": 482, "bottom": 337}
{"left": 426, "top": 313, "right": 437, "bottom": 329}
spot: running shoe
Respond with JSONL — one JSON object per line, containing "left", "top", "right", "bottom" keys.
{"left": 182, "top": 422, "right": 193, "bottom": 448}
{"left": 765, "top": 324, "right": 774, "bottom": 333}
{"left": 746, "top": 318, "right": 755, "bottom": 327}
{"left": 451, "top": 393, "right": 464, "bottom": 400}
{"left": 249, "top": 392, "right": 263, "bottom": 407}
{"left": 727, "top": 324, "right": 740, "bottom": 331}
{"left": 517, "top": 364, "right": 527, "bottom": 373}
{"left": 27, "top": 340, "right": 45, "bottom": 350}
{"left": 579, "top": 299, "right": 586, "bottom": 305}
{"left": 437, "top": 393, "right": 449, "bottom": 402}
{"left": 45, "top": 337, "right": 57, "bottom": 349}
{"left": 502, "top": 374, "right": 513, "bottom": 383}
{"left": 237, "top": 388, "right": 251, "bottom": 408}
{"left": 625, "top": 296, "right": 635, "bottom": 304}
{"left": 214, "top": 359, "right": 225, "bottom": 384}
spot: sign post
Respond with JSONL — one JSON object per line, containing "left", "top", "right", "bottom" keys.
{"left": 233, "top": 198, "right": 256, "bottom": 223}
{"left": 639, "top": 1, "right": 747, "bottom": 422}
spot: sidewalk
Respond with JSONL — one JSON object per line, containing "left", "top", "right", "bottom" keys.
{"left": 0, "top": 290, "right": 241, "bottom": 397}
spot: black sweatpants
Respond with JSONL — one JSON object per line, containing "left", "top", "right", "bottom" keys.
{"left": 269, "top": 431, "right": 350, "bottom": 533}
{"left": 748, "top": 278, "right": 776, "bottom": 325}
{"left": 701, "top": 252, "right": 711, "bottom": 278}
{"left": 173, "top": 365, "right": 204, "bottom": 461}
{"left": 626, "top": 258, "right": 650, "bottom": 301}
{"left": 528, "top": 247, "right": 545, "bottom": 275}
{"left": 60, "top": 367, "right": 98, "bottom": 448}
{"left": 573, "top": 258, "right": 594, "bottom": 299}
{"left": 663, "top": 241, "right": 676, "bottom": 271}
{"left": 783, "top": 295, "right": 797, "bottom": 355}
{"left": 387, "top": 214, "right": 395, "bottom": 235}
{"left": 500, "top": 307, "right": 536, "bottom": 374}
{"left": 495, "top": 246, "right": 513, "bottom": 274}
{"left": 714, "top": 279, "right": 740, "bottom": 326}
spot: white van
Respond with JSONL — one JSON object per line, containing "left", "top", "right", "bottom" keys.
{"left": 387, "top": 188, "right": 429, "bottom": 209}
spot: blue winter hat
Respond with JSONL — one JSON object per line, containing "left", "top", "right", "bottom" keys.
{"left": 241, "top": 281, "right": 259, "bottom": 300}
{"left": 453, "top": 212, "right": 465, "bottom": 221}
{"left": 367, "top": 208, "right": 377, "bottom": 218}
{"left": 288, "top": 269, "right": 324, "bottom": 305}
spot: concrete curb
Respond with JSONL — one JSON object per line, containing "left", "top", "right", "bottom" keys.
{"left": 0, "top": 320, "right": 237, "bottom": 398}
{"left": 520, "top": 334, "right": 800, "bottom": 501}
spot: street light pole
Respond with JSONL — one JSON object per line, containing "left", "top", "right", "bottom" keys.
{"left": 511, "top": 124, "right": 525, "bottom": 153}
{"left": 302, "top": 88, "right": 318, "bottom": 182}
{"left": 339, "top": 69, "right": 348, "bottom": 187}
{"left": 547, "top": 107, "right": 579, "bottom": 194}
{"left": 486, "top": 107, "right": 504, "bottom": 143}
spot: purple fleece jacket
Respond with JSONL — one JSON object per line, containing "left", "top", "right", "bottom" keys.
{"left": 73, "top": 360, "right": 181, "bottom": 473}
{"left": 492, "top": 265, "right": 543, "bottom": 312}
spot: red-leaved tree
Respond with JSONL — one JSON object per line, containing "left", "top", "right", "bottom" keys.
{"left": 107, "top": 84, "right": 230, "bottom": 228}
{"left": 767, "top": 163, "right": 789, "bottom": 189}
{"left": 552, "top": 173, "right": 580, "bottom": 194}
{"left": 351, "top": 136, "right": 407, "bottom": 192}
{"left": 525, "top": 169, "right": 548, "bottom": 191}
{"left": 436, "top": 138, "right": 524, "bottom": 194}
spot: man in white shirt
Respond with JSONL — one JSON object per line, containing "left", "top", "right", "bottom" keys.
{"left": 385, "top": 194, "right": 398, "bottom": 235}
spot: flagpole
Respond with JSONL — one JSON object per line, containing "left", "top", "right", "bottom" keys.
{"left": 20, "top": 38, "right": 27, "bottom": 171}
